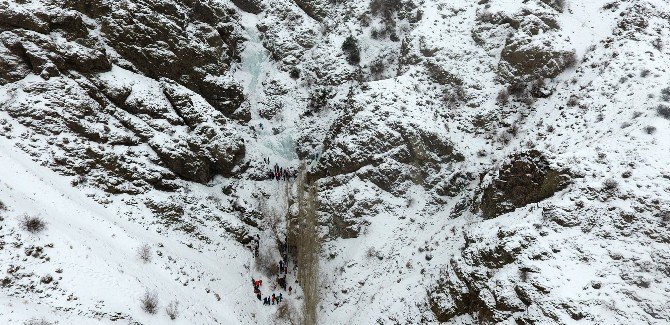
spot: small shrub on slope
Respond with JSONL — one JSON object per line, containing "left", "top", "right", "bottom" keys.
{"left": 497, "top": 89, "right": 509, "bottom": 105}
{"left": 137, "top": 243, "right": 152, "bottom": 263}
{"left": 166, "top": 300, "right": 179, "bottom": 320}
{"left": 660, "top": 87, "right": 670, "bottom": 102}
{"left": 644, "top": 126, "right": 656, "bottom": 134}
{"left": 289, "top": 67, "right": 300, "bottom": 79}
{"left": 657, "top": 104, "right": 670, "bottom": 119}
{"left": 603, "top": 179, "right": 619, "bottom": 192}
{"left": 20, "top": 215, "right": 46, "bottom": 234}
{"left": 342, "top": 36, "right": 360, "bottom": 65}
{"left": 140, "top": 290, "right": 159, "bottom": 314}
{"left": 24, "top": 318, "right": 51, "bottom": 325}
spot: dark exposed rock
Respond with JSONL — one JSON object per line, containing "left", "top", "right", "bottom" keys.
{"left": 148, "top": 123, "right": 245, "bottom": 184}
{"left": 294, "top": 0, "right": 329, "bottom": 22}
{"left": 59, "top": 0, "right": 112, "bottom": 18}
{"left": 145, "top": 198, "right": 184, "bottom": 224}
{"left": 539, "top": 0, "right": 565, "bottom": 12}
{"left": 479, "top": 150, "right": 571, "bottom": 219}
{"left": 435, "top": 172, "right": 471, "bottom": 197}
{"left": 358, "top": 160, "right": 412, "bottom": 196}
{"left": 317, "top": 175, "right": 377, "bottom": 240}
{"left": 465, "top": 228, "right": 535, "bottom": 269}
{"left": 222, "top": 221, "right": 253, "bottom": 244}
{"left": 48, "top": 10, "right": 89, "bottom": 40}
{"left": 514, "top": 284, "right": 533, "bottom": 306}
{"left": 499, "top": 37, "right": 576, "bottom": 82}
{"left": 0, "top": 2, "right": 50, "bottom": 33}
{"left": 429, "top": 258, "right": 497, "bottom": 322}
{"left": 424, "top": 60, "right": 463, "bottom": 86}
{"left": 229, "top": 0, "right": 264, "bottom": 14}
{"left": 473, "top": 8, "right": 574, "bottom": 83}
{"left": 1, "top": 30, "right": 64, "bottom": 78}
{"left": 0, "top": 38, "right": 32, "bottom": 85}
{"left": 430, "top": 225, "right": 540, "bottom": 323}
{"left": 0, "top": 27, "right": 111, "bottom": 80}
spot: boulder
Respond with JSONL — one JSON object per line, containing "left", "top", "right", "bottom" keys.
{"left": 0, "top": 3, "right": 50, "bottom": 33}
{"left": 499, "top": 36, "right": 576, "bottom": 82}
{"left": 229, "top": 0, "right": 264, "bottom": 14}
{"left": 294, "top": 0, "right": 329, "bottom": 21}
{"left": 0, "top": 40, "right": 31, "bottom": 85}
{"left": 479, "top": 150, "right": 571, "bottom": 219}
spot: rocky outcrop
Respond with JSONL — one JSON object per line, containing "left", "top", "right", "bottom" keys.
{"left": 318, "top": 117, "right": 463, "bottom": 187}
{"left": 0, "top": 0, "right": 248, "bottom": 189}
{"left": 294, "top": 0, "right": 329, "bottom": 22}
{"left": 0, "top": 0, "right": 247, "bottom": 115}
{"left": 499, "top": 35, "right": 576, "bottom": 83}
{"left": 429, "top": 228, "right": 536, "bottom": 323}
{"left": 230, "top": 0, "right": 264, "bottom": 14}
{"left": 0, "top": 76, "right": 180, "bottom": 194}
{"left": 256, "top": 4, "right": 320, "bottom": 68}
{"left": 318, "top": 175, "right": 377, "bottom": 240}
{"left": 0, "top": 28, "right": 111, "bottom": 83}
{"left": 158, "top": 82, "right": 246, "bottom": 182}
{"left": 99, "top": 0, "right": 245, "bottom": 115}
{"left": 472, "top": 7, "right": 576, "bottom": 83}
{"left": 479, "top": 150, "right": 571, "bottom": 219}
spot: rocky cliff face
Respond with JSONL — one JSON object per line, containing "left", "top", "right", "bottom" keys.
{"left": 0, "top": 0, "right": 247, "bottom": 192}
{"left": 1, "top": 0, "right": 670, "bottom": 324}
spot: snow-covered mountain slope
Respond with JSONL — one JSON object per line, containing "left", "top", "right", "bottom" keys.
{"left": 1, "top": 0, "right": 670, "bottom": 324}
{"left": 0, "top": 137, "right": 255, "bottom": 324}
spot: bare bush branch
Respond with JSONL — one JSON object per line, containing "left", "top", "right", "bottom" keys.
{"left": 24, "top": 318, "right": 51, "bottom": 325}
{"left": 20, "top": 215, "right": 46, "bottom": 234}
{"left": 140, "top": 290, "right": 159, "bottom": 314}
{"left": 137, "top": 243, "right": 152, "bottom": 263}
{"left": 166, "top": 300, "right": 179, "bottom": 320}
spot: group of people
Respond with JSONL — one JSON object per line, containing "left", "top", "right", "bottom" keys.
{"left": 266, "top": 161, "right": 297, "bottom": 182}
{"left": 262, "top": 292, "right": 283, "bottom": 305}
{"left": 252, "top": 273, "right": 292, "bottom": 307}
{"left": 251, "top": 240, "right": 295, "bottom": 307}
{"left": 253, "top": 278, "right": 282, "bottom": 305}
{"left": 277, "top": 261, "right": 288, "bottom": 291}
{"left": 251, "top": 235, "right": 260, "bottom": 258}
